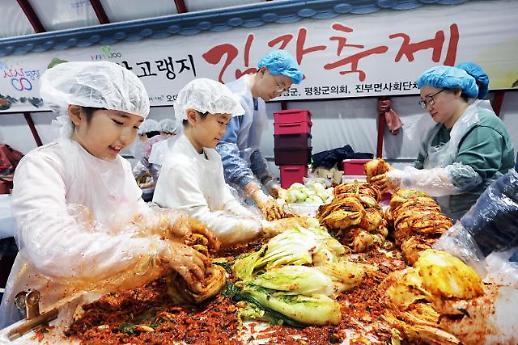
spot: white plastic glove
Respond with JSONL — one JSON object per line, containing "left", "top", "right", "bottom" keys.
{"left": 370, "top": 169, "right": 401, "bottom": 193}
{"left": 372, "top": 163, "right": 481, "bottom": 197}
{"left": 246, "top": 182, "right": 287, "bottom": 220}
{"left": 158, "top": 240, "right": 210, "bottom": 291}
{"left": 264, "top": 178, "right": 282, "bottom": 198}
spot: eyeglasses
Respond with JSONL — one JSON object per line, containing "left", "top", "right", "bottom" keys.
{"left": 419, "top": 89, "right": 445, "bottom": 109}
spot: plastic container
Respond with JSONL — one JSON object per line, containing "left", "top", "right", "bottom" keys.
{"left": 274, "top": 134, "right": 311, "bottom": 149}
{"left": 342, "top": 159, "right": 370, "bottom": 175}
{"left": 273, "top": 109, "right": 311, "bottom": 124}
{"left": 274, "top": 147, "right": 312, "bottom": 165}
{"left": 280, "top": 165, "right": 308, "bottom": 188}
{"left": 274, "top": 121, "right": 312, "bottom": 135}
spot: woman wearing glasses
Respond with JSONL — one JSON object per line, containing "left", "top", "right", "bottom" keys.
{"left": 372, "top": 63, "right": 514, "bottom": 220}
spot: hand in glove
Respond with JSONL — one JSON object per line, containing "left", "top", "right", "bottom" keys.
{"left": 256, "top": 193, "right": 288, "bottom": 221}
{"left": 370, "top": 169, "right": 402, "bottom": 194}
{"left": 157, "top": 212, "right": 219, "bottom": 251}
{"left": 246, "top": 182, "right": 288, "bottom": 220}
{"left": 264, "top": 178, "right": 282, "bottom": 198}
{"left": 160, "top": 241, "right": 210, "bottom": 292}
{"left": 372, "top": 164, "right": 475, "bottom": 197}
{"left": 184, "top": 219, "right": 221, "bottom": 253}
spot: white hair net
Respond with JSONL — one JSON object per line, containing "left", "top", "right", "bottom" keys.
{"left": 137, "top": 119, "right": 160, "bottom": 135}
{"left": 174, "top": 78, "right": 244, "bottom": 121}
{"left": 159, "top": 118, "right": 177, "bottom": 133}
{"left": 41, "top": 61, "right": 150, "bottom": 137}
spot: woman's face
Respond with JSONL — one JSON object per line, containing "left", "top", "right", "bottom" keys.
{"left": 188, "top": 110, "right": 232, "bottom": 150}
{"left": 255, "top": 68, "right": 293, "bottom": 101}
{"left": 419, "top": 86, "right": 461, "bottom": 125}
{"left": 70, "top": 106, "right": 144, "bottom": 160}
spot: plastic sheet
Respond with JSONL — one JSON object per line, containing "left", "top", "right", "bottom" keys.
{"left": 434, "top": 169, "right": 518, "bottom": 282}
{"left": 484, "top": 249, "right": 518, "bottom": 287}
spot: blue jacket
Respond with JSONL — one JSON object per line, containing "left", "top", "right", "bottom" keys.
{"left": 216, "top": 74, "right": 272, "bottom": 190}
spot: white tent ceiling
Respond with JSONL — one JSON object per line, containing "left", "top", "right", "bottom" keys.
{"left": 0, "top": 0, "right": 270, "bottom": 39}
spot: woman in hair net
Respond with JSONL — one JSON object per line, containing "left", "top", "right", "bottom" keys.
{"left": 372, "top": 63, "right": 514, "bottom": 220}
{"left": 0, "top": 62, "right": 216, "bottom": 328}
{"left": 133, "top": 118, "right": 178, "bottom": 196}
{"left": 153, "top": 78, "right": 298, "bottom": 247}
{"left": 216, "top": 50, "right": 303, "bottom": 218}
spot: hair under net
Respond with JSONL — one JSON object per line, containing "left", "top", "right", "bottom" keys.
{"left": 174, "top": 78, "right": 244, "bottom": 121}
{"left": 159, "top": 118, "right": 177, "bottom": 133}
{"left": 41, "top": 61, "right": 150, "bottom": 137}
{"left": 137, "top": 119, "right": 160, "bottom": 135}
{"left": 257, "top": 50, "right": 303, "bottom": 84}
{"left": 456, "top": 62, "right": 489, "bottom": 99}
{"left": 416, "top": 65, "right": 479, "bottom": 99}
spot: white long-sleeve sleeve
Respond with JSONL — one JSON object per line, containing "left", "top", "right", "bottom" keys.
{"left": 221, "top": 185, "right": 258, "bottom": 218}
{"left": 153, "top": 136, "right": 261, "bottom": 246}
{"left": 154, "top": 162, "right": 261, "bottom": 246}
{"left": 388, "top": 163, "right": 482, "bottom": 197}
{"left": 12, "top": 149, "right": 166, "bottom": 282}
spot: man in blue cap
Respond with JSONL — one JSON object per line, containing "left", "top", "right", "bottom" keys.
{"left": 372, "top": 63, "right": 514, "bottom": 220}
{"left": 216, "top": 50, "right": 303, "bottom": 217}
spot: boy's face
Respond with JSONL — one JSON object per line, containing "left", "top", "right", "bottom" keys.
{"left": 70, "top": 107, "right": 144, "bottom": 160}
{"left": 186, "top": 109, "right": 232, "bottom": 150}
{"left": 193, "top": 112, "right": 232, "bottom": 149}
{"left": 255, "top": 68, "right": 293, "bottom": 101}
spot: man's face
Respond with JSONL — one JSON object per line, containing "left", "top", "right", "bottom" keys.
{"left": 255, "top": 68, "right": 293, "bottom": 101}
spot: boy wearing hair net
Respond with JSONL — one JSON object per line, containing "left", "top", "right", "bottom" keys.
{"left": 372, "top": 63, "right": 514, "bottom": 220}
{"left": 216, "top": 50, "right": 303, "bottom": 218}
{"left": 153, "top": 78, "right": 298, "bottom": 246}
{"left": 0, "top": 62, "right": 215, "bottom": 328}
